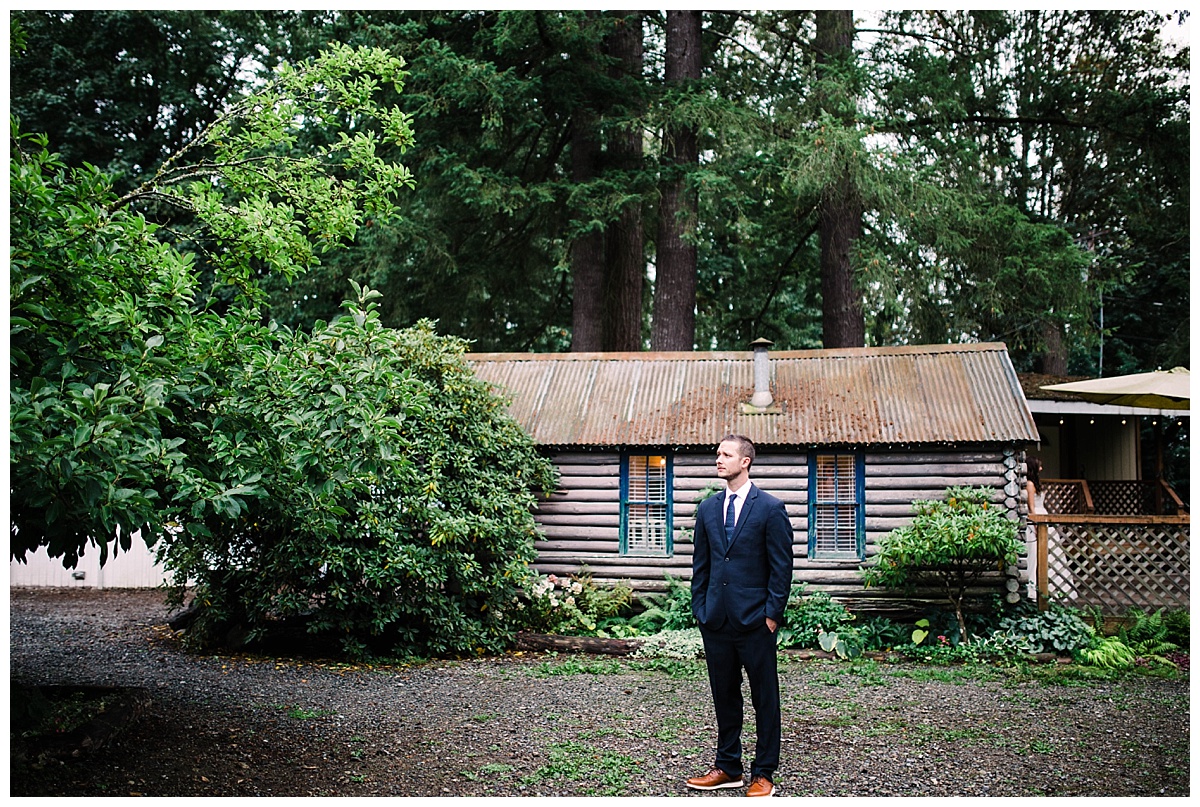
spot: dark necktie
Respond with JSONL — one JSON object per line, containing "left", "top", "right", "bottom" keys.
{"left": 724, "top": 493, "right": 737, "bottom": 541}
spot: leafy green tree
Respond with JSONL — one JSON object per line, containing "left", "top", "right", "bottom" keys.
{"left": 10, "top": 131, "right": 202, "bottom": 566}
{"left": 862, "top": 487, "right": 1023, "bottom": 642}
{"left": 12, "top": 38, "right": 557, "bottom": 656}
{"left": 265, "top": 11, "right": 606, "bottom": 351}
{"left": 11, "top": 42, "right": 415, "bottom": 561}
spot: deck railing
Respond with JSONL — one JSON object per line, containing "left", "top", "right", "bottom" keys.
{"left": 1043, "top": 479, "right": 1187, "bottom": 516}
{"left": 1028, "top": 513, "right": 1190, "bottom": 614}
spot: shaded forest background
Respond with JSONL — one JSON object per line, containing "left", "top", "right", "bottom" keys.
{"left": 11, "top": 9, "right": 1189, "bottom": 370}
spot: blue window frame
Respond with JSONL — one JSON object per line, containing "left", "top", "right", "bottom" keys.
{"left": 620, "top": 452, "right": 673, "bottom": 557}
{"left": 807, "top": 452, "right": 865, "bottom": 560}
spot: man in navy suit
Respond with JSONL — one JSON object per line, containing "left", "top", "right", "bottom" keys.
{"left": 686, "top": 435, "right": 793, "bottom": 797}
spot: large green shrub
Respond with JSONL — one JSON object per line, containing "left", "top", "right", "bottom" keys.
{"left": 157, "top": 288, "right": 558, "bottom": 657}
{"left": 862, "top": 486, "right": 1022, "bottom": 642}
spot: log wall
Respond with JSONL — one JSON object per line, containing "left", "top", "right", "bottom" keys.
{"left": 533, "top": 446, "right": 1026, "bottom": 609}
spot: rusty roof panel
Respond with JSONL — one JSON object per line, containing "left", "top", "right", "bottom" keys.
{"left": 466, "top": 342, "right": 1039, "bottom": 448}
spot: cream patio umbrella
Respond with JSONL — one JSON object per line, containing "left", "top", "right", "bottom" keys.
{"left": 1040, "top": 367, "right": 1190, "bottom": 410}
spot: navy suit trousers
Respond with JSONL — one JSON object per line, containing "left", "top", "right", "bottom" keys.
{"left": 700, "top": 620, "right": 781, "bottom": 780}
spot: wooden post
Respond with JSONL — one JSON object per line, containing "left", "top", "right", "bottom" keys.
{"left": 1036, "top": 521, "right": 1049, "bottom": 611}
{"left": 1154, "top": 419, "right": 1165, "bottom": 514}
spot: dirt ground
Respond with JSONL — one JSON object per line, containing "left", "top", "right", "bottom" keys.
{"left": 8, "top": 587, "right": 1191, "bottom": 797}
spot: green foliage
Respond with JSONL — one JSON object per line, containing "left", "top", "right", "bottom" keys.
{"left": 511, "top": 570, "right": 634, "bottom": 637}
{"left": 998, "top": 605, "right": 1096, "bottom": 655}
{"left": 10, "top": 43, "right": 416, "bottom": 567}
{"left": 1161, "top": 609, "right": 1190, "bottom": 650}
{"left": 530, "top": 656, "right": 625, "bottom": 678}
{"left": 1117, "top": 608, "right": 1181, "bottom": 659}
{"left": 905, "top": 632, "right": 1023, "bottom": 666}
{"left": 818, "top": 629, "right": 863, "bottom": 660}
{"left": 626, "top": 574, "right": 696, "bottom": 634}
{"left": 118, "top": 41, "right": 416, "bottom": 301}
{"left": 13, "top": 11, "right": 1186, "bottom": 372}
{"left": 12, "top": 43, "right": 562, "bottom": 660}
{"left": 157, "top": 289, "right": 559, "bottom": 658}
{"left": 855, "top": 616, "right": 909, "bottom": 652}
{"left": 862, "top": 487, "right": 1022, "bottom": 641}
{"left": 1077, "top": 636, "right": 1137, "bottom": 670}
{"left": 777, "top": 584, "right": 855, "bottom": 650}
{"left": 9, "top": 11, "right": 294, "bottom": 193}
{"left": 632, "top": 628, "right": 705, "bottom": 661}
{"left": 9, "top": 129, "right": 203, "bottom": 566}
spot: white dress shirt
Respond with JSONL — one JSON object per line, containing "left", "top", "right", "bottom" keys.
{"left": 725, "top": 479, "right": 752, "bottom": 526}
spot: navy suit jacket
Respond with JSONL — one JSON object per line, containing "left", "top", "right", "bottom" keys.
{"left": 691, "top": 483, "right": 794, "bottom": 631}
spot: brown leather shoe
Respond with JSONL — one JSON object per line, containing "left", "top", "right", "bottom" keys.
{"left": 746, "top": 775, "right": 775, "bottom": 797}
{"left": 686, "top": 767, "right": 745, "bottom": 790}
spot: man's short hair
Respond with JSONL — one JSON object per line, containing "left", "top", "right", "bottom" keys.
{"left": 720, "top": 434, "right": 756, "bottom": 467}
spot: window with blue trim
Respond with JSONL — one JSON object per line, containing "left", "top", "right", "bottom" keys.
{"left": 621, "top": 453, "right": 673, "bottom": 557}
{"left": 808, "top": 452, "right": 864, "bottom": 559}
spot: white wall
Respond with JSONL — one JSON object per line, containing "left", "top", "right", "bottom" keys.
{"left": 9, "top": 537, "right": 170, "bottom": 588}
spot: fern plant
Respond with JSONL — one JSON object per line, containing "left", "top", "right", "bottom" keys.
{"left": 1119, "top": 608, "right": 1180, "bottom": 657}
{"left": 628, "top": 574, "right": 696, "bottom": 633}
{"left": 1078, "top": 635, "right": 1137, "bottom": 669}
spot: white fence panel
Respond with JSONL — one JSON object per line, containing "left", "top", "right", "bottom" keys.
{"left": 9, "top": 537, "right": 170, "bottom": 589}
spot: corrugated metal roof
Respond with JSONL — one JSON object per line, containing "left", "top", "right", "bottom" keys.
{"left": 466, "top": 342, "right": 1040, "bottom": 447}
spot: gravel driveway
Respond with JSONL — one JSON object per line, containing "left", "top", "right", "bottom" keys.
{"left": 9, "top": 588, "right": 1190, "bottom": 797}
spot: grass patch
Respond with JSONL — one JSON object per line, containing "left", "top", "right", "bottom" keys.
{"left": 520, "top": 741, "right": 639, "bottom": 796}
{"left": 653, "top": 715, "right": 693, "bottom": 743}
{"left": 273, "top": 703, "right": 336, "bottom": 720}
{"left": 886, "top": 663, "right": 999, "bottom": 685}
{"left": 529, "top": 657, "right": 625, "bottom": 677}
{"left": 626, "top": 657, "right": 704, "bottom": 679}
{"left": 846, "top": 659, "right": 888, "bottom": 686}
{"left": 861, "top": 718, "right": 909, "bottom": 737}
{"left": 463, "top": 762, "right": 515, "bottom": 781}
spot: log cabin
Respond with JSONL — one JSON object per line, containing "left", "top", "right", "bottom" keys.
{"left": 467, "top": 341, "right": 1041, "bottom": 611}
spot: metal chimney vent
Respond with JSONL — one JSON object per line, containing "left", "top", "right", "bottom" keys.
{"left": 743, "top": 337, "right": 779, "bottom": 413}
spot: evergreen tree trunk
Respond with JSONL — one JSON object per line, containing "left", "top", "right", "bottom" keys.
{"left": 570, "top": 106, "right": 606, "bottom": 352}
{"left": 651, "top": 10, "right": 701, "bottom": 351}
{"left": 1037, "top": 320, "right": 1069, "bottom": 375}
{"left": 819, "top": 171, "right": 865, "bottom": 349}
{"left": 602, "top": 12, "right": 645, "bottom": 352}
{"left": 815, "top": 9, "right": 865, "bottom": 349}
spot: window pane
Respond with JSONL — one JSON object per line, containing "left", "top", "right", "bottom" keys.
{"left": 627, "top": 503, "right": 668, "bottom": 554}
{"left": 628, "top": 455, "right": 667, "bottom": 503}
{"left": 814, "top": 503, "right": 857, "bottom": 553}
{"left": 624, "top": 454, "right": 670, "bottom": 556}
{"left": 813, "top": 454, "right": 860, "bottom": 556}
{"left": 815, "top": 455, "right": 856, "bottom": 502}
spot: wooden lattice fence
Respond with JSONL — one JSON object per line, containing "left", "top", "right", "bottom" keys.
{"left": 1029, "top": 514, "right": 1190, "bottom": 614}
{"left": 1042, "top": 479, "right": 1186, "bottom": 516}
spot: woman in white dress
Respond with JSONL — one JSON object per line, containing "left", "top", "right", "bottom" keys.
{"left": 1024, "top": 457, "right": 1045, "bottom": 600}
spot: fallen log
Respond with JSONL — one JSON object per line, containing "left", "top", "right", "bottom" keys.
{"left": 515, "top": 632, "right": 644, "bottom": 656}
